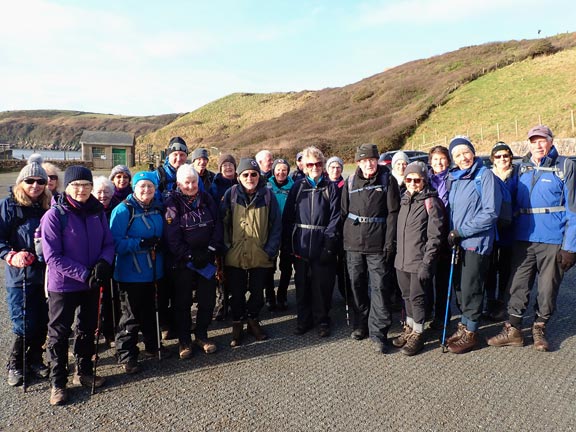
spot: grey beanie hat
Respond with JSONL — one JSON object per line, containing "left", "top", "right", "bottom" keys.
{"left": 403, "top": 161, "right": 428, "bottom": 183}
{"left": 326, "top": 156, "right": 344, "bottom": 170}
{"left": 109, "top": 164, "right": 132, "bottom": 181}
{"left": 236, "top": 158, "right": 260, "bottom": 175}
{"left": 16, "top": 153, "right": 48, "bottom": 185}
{"left": 391, "top": 151, "right": 410, "bottom": 166}
{"left": 355, "top": 143, "right": 379, "bottom": 162}
{"left": 191, "top": 148, "right": 209, "bottom": 161}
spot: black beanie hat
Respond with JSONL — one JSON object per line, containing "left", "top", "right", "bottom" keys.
{"left": 64, "top": 166, "right": 93, "bottom": 188}
{"left": 167, "top": 137, "right": 188, "bottom": 155}
{"left": 355, "top": 143, "right": 379, "bottom": 162}
{"left": 236, "top": 158, "right": 260, "bottom": 175}
{"left": 272, "top": 158, "right": 290, "bottom": 174}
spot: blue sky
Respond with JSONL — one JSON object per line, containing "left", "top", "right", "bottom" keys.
{"left": 1, "top": 0, "right": 574, "bottom": 116}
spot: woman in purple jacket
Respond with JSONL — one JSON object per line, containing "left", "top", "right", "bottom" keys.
{"left": 42, "top": 166, "right": 114, "bottom": 406}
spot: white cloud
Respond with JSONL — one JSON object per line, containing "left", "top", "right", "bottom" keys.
{"left": 355, "top": 0, "right": 533, "bottom": 25}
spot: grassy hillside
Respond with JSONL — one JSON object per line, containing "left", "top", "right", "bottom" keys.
{"left": 0, "top": 110, "right": 179, "bottom": 150}
{"left": 408, "top": 47, "right": 576, "bottom": 154}
{"left": 139, "top": 33, "right": 576, "bottom": 161}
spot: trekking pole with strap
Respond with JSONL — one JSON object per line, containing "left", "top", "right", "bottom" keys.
{"left": 150, "top": 245, "right": 162, "bottom": 361}
{"left": 441, "top": 246, "right": 459, "bottom": 353}
{"left": 22, "top": 266, "right": 27, "bottom": 393}
{"left": 342, "top": 253, "right": 350, "bottom": 327}
{"left": 92, "top": 284, "right": 105, "bottom": 395}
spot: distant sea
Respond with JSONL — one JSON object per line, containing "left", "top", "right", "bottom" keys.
{"left": 10, "top": 148, "right": 82, "bottom": 161}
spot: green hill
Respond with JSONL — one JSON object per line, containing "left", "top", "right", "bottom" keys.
{"left": 407, "top": 47, "right": 576, "bottom": 154}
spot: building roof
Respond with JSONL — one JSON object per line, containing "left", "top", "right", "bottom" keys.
{"left": 79, "top": 130, "right": 134, "bottom": 147}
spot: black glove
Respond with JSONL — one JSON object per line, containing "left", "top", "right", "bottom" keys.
{"left": 447, "top": 230, "right": 461, "bottom": 248}
{"left": 417, "top": 264, "right": 432, "bottom": 285}
{"left": 190, "top": 249, "right": 214, "bottom": 269}
{"left": 383, "top": 243, "right": 395, "bottom": 264}
{"left": 557, "top": 249, "right": 576, "bottom": 272}
{"left": 94, "top": 259, "right": 112, "bottom": 282}
{"left": 86, "top": 269, "right": 100, "bottom": 290}
{"left": 319, "top": 238, "right": 337, "bottom": 265}
{"left": 140, "top": 236, "right": 160, "bottom": 249}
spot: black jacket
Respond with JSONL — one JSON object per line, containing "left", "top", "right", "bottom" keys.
{"left": 394, "top": 186, "right": 447, "bottom": 273}
{"left": 341, "top": 166, "right": 400, "bottom": 253}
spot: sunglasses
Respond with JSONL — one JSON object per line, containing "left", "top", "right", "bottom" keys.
{"left": 241, "top": 172, "right": 259, "bottom": 178}
{"left": 493, "top": 154, "right": 511, "bottom": 159}
{"left": 23, "top": 178, "right": 47, "bottom": 185}
{"left": 305, "top": 162, "right": 323, "bottom": 169}
{"left": 48, "top": 175, "right": 58, "bottom": 181}
{"left": 404, "top": 177, "right": 422, "bottom": 184}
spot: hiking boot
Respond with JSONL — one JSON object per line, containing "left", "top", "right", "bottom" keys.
{"left": 487, "top": 322, "right": 524, "bottom": 347}
{"left": 50, "top": 386, "right": 68, "bottom": 406}
{"left": 532, "top": 322, "right": 549, "bottom": 352}
{"left": 123, "top": 360, "right": 139, "bottom": 375}
{"left": 276, "top": 300, "right": 288, "bottom": 311}
{"left": 7, "top": 368, "right": 23, "bottom": 387}
{"left": 370, "top": 336, "right": 388, "bottom": 354}
{"left": 230, "top": 321, "right": 244, "bottom": 347}
{"left": 447, "top": 329, "right": 478, "bottom": 354}
{"left": 29, "top": 362, "right": 50, "bottom": 379}
{"left": 246, "top": 318, "right": 268, "bottom": 341}
{"left": 294, "top": 324, "right": 312, "bottom": 336}
{"left": 318, "top": 323, "right": 331, "bottom": 338}
{"left": 141, "top": 345, "right": 172, "bottom": 360}
{"left": 179, "top": 344, "right": 193, "bottom": 360}
{"left": 351, "top": 328, "right": 368, "bottom": 340}
{"left": 73, "top": 373, "right": 106, "bottom": 389}
{"left": 401, "top": 332, "right": 424, "bottom": 356}
{"left": 195, "top": 338, "right": 217, "bottom": 354}
{"left": 392, "top": 324, "right": 412, "bottom": 348}
{"left": 445, "top": 322, "right": 466, "bottom": 345}
{"left": 161, "top": 329, "right": 176, "bottom": 341}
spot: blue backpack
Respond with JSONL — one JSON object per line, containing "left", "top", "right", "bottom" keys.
{"left": 473, "top": 166, "right": 513, "bottom": 228}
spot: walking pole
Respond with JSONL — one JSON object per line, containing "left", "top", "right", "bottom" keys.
{"left": 110, "top": 279, "right": 118, "bottom": 335}
{"left": 441, "top": 246, "right": 459, "bottom": 352}
{"left": 22, "top": 266, "right": 27, "bottom": 393}
{"left": 342, "top": 253, "right": 350, "bottom": 327}
{"left": 150, "top": 246, "right": 162, "bottom": 361}
{"left": 92, "top": 284, "right": 105, "bottom": 395}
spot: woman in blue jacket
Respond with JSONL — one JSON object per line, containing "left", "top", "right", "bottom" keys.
{"left": 110, "top": 171, "right": 167, "bottom": 375}
{"left": 446, "top": 136, "right": 501, "bottom": 354}
{"left": 0, "top": 155, "right": 51, "bottom": 388}
{"left": 42, "top": 166, "right": 114, "bottom": 405}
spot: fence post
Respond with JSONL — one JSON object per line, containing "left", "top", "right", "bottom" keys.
{"left": 515, "top": 118, "right": 519, "bottom": 138}
{"left": 497, "top": 123, "right": 500, "bottom": 141}
{"left": 571, "top": 110, "right": 575, "bottom": 133}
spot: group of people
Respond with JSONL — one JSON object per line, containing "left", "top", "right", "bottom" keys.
{"left": 1, "top": 124, "right": 574, "bottom": 406}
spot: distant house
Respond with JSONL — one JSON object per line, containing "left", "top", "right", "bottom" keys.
{"left": 79, "top": 130, "right": 135, "bottom": 169}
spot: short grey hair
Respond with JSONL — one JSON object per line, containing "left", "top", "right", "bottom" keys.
{"left": 177, "top": 164, "right": 199, "bottom": 183}
{"left": 92, "top": 176, "right": 115, "bottom": 195}
{"left": 255, "top": 150, "right": 272, "bottom": 163}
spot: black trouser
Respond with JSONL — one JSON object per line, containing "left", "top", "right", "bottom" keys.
{"left": 431, "top": 252, "right": 451, "bottom": 322}
{"left": 452, "top": 250, "right": 490, "bottom": 332}
{"left": 396, "top": 270, "right": 427, "bottom": 324}
{"left": 293, "top": 256, "right": 335, "bottom": 328}
{"left": 115, "top": 281, "right": 160, "bottom": 364}
{"left": 47, "top": 289, "right": 98, "bottom": 388}
{"left": 173, "top": 268, "right": 216, "bottom": 344}
{"left": 485, "top": 244, "right": 513, "bottom": 306}
{"left": 347, "top": 252, "right": 392, "bottom": 339}
{"left": 226, "top": 266, "right": 267, "bottom": 321}
{"left": 101, "top": 279, "right": 120, "bottom": 341}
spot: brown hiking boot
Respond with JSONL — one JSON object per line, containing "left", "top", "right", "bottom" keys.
{"left": 50, "top": 386, "right": 68, "bottom": 406}
{"left": 392, "top": 324, "right": 412, "bottom": 348}
{"left": 247, "top": 318, "right": 268, "bottom": 341}
{"left": 401, "top": 332, "right": 424, "bottom": 356}
{"left": 73, "top": 373, "right": 106, "bottom": 388}
{"left": 445, "top": 322, "right": 466, "bottom": 345}
{"left": 195, "top": 338, "right": 217, "bottom": 354}
{"left": 532, "top": 322, "right": 549, "bottom": 352}
{"left": 179, "top": 344, "right": 193, "bottom": 360}
{"left": 487, "top": 322, "right": 524, "bottom": 347}
{"left": 230, "top": 321, "right": 244, "bottom": 347}
{"left": 447, "top": 329, "right": 478, "bottom": 354}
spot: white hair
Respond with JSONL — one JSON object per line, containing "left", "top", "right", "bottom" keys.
{"left": 92, "top": 176, "right": 115, "bottom": 194}
{"left": 255, "top": 150, "right": 272, "bottom": 163}
{"left": 177, "top": 164, "right": 199, "bottom": 182}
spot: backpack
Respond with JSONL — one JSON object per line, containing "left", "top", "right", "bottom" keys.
{"left": 34, "top": 204, "right": 68, "bottom": 263}
{"left": 473, "top": 166, "right": 513, "bottom": 228}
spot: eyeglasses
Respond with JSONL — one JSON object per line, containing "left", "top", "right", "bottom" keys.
{"left": 23, "top": 178, "right": 47, "bottom": 185}
{"left": 404, "top": 178, "right": 423, "bottom": 184}
{"left": 48, "top": 175, "right": 58, "bottom": 181}
{"left": 241, "top": 172, "right": 259, "bottom": 178}
{"left": 493, "top": 154, "right": 511, "bottom": 159}
{"left": 69, "top": 182, "right": 93, "bottom": 189}
{"left": 305, "top": 162, "right": 323, "bottom": 169}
